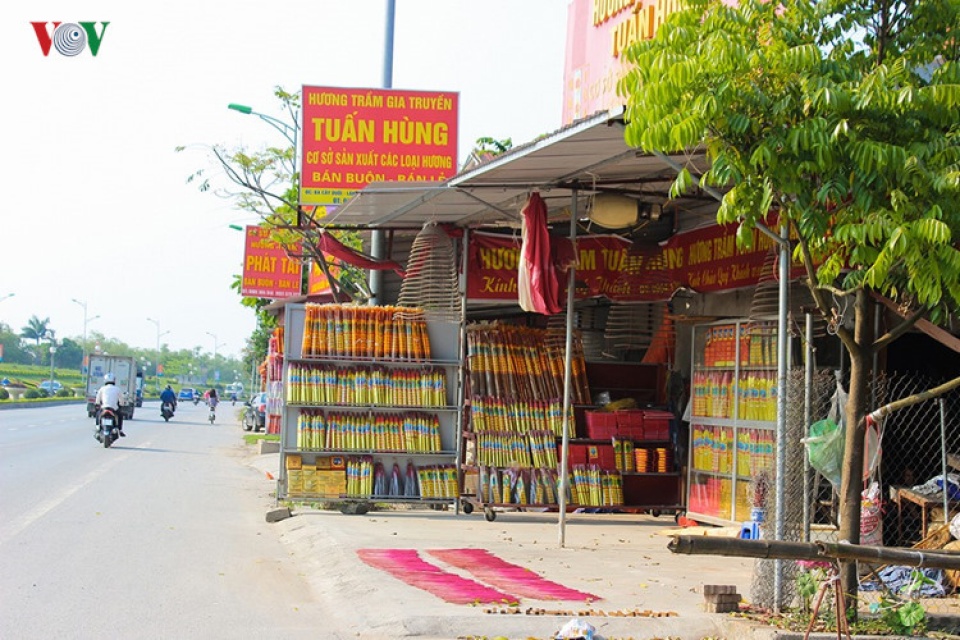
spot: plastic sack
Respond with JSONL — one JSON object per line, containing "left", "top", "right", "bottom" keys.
{"left": 803, "top": 418, "right": 845, "bottom": 489}
{"left": 555, "top": 617, "right": 596, "bottom": 640}
{"left": 861, "top": 481, "right": 883, "bottom": 546}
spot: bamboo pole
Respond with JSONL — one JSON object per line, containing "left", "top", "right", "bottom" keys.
{"left": 668, "top": 536, "right": 960, "bottom": 570}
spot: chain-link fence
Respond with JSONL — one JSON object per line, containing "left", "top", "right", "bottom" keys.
{"left": 750, "top": 368, "right": 960, "bottom": 615}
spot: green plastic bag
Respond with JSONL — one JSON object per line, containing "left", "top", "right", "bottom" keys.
{"left": 804, "top": 418, "right": 844, "bottom": 489}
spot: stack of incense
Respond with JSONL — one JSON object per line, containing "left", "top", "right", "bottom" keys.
{"left": 300, "top": 304, "right": 432, "bottom": 361}
{"left": 469, "top": 397, "right": 566, "bottom": 436}
{"left": 296, "top": 410, "right": 327, "bottom": 451}
{"left": 465, "top": 322, "right": 590, "bottom": 403}
{"left": 286, "top": 364, "right": 446, "bottom": 407}
{"left": 345, "top": 456, "right": 375, "bottom": 497}
{"left": 527, "top": 430, "right": 559, "bottom": 468}
{"left": 315, "top": 411, "right": 441, "bottom": 453}
{"left": 416, "top": 465, "right": 459, "bottom": 499}
{"left": 475, "top": 431, "right": 533, "bottom": 467}
{"left": 570, "top": 465, "right": 624, "bottom": 507}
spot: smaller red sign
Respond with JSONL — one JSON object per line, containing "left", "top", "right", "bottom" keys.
{"left": 240, "top": 226, "right": 302, "bottom": 299}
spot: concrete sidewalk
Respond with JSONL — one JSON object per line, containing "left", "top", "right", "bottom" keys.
{"left": 247, "top": 451, "right": 775, "bottom": 640}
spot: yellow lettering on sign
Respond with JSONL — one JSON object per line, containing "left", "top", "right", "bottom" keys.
{"left": 246, "top": 255, "right": 277, "bottom": 272}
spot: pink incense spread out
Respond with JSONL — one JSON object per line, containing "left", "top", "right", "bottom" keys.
{"left": 427, "top": 548, "right": 598, "bottom": 601}
{"left": 357, "top": 549, "right": 517, "bottom": 605}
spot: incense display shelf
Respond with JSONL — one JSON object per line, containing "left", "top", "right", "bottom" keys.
{"left": 277, "top": 304, "right": 464, "bottom": 511}
{"left": 687, "top": 320, "right": 778, "bottom": 526}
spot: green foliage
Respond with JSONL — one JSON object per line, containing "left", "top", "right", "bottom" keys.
{"left": 0, "top": 388, "right": 8, "bottom": 400}
{"left": 620, "top": 0, "right": 960, "bottom": 317}
{"left": 23, "top": 389, "right": 40, "bottom": 399}
{"left": 473, "top": 136, "right": 513, "bottom": 156}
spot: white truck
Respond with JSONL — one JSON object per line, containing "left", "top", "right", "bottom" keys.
{"left": 85, "top": 355, "right": 140, "bottom": 420}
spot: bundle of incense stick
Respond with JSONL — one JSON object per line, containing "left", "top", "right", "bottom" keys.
{"left": 416, "top": 465, "right": 459, "bottom": 499}
{"left": 286, "top": 364, "right": 446, "bottom": 408}
{"left": 465, "top": 322, "right": 590, "bottom": 402}
{"left": 316, "top": 411, "right": 441, "bottom": 453}
{"left": 469, "top": 397, "right": 566, "bottom": 436}
{"left": 300, "top": 304, "right": 432, "bottom": 361}
{"left": 346, "top": 456, "right": 374, "bottom": 497}
{"left": 570, "top": 465, "right": 624, "bottom": 507}
{"left": 475, "top": 431, "right": 534, "bottom": 468}
{"left": 296, "top": 409, "right": 327, "bottom": 451}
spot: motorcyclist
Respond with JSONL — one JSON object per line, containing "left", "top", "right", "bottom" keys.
{"left": 206, "top": 388, "right": 219, "bottom": 409}
{"left": 160, "top": 384, "right": 177, "bottom": 413}
{"left": 95, "top": 372, "right": 125, "bottom": 437}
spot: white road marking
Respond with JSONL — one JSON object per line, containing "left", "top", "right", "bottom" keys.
{"left": 0, "top": 440, "right": 153, "bottom": 545}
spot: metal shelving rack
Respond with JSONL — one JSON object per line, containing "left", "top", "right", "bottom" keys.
{"left": 277, "top": 303, "right": 463, "bottom": 511}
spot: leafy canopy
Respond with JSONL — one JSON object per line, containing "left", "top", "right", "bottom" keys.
{"left": 619, "top": 0, "right": 960, "bottom": 320}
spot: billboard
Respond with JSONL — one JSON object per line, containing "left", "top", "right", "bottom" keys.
{"left": 240, "top": 226, "right": 302, "bottom": 299}
{"left": 300, "top": 86, "right": 459, "bottom": 206}
{"left": 563, "top": 0, "right": 684, "bottom": 124}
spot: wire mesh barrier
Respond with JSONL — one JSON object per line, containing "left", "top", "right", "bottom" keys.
{"left": 748, "top": 368, "right": 960, "bottom": 617}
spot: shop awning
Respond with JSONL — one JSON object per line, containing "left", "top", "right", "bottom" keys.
{"left": 324, "top": 109, "right": 721, "bottom": 232}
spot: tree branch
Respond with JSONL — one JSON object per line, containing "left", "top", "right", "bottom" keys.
{"left": 792, "top": 220, "right": 857, "bottom": 353}
{"left": 869, "top": 375, "right": 960, "bottom": 422}
{"left": 872, "top": 307, "right": 924, "bottom": 351}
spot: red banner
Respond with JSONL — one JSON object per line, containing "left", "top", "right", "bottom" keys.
{"left": 240, "top": 226, "right": 302, "bottom": 299}
{"left": 467, "top": 223, "right": 797, "bottom": 303}
{"left": 300, "top": 86, "right": 459, "bottom": 206}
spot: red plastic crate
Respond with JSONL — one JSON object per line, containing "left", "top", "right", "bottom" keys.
{"left": 616, "top": 410, "right": 645, "bottom": 438}
{"left": 643, "top": 410, "right": 673, "bottom": 440}
{"left": 585, "top": 411, "right": 619, "bottom": 439}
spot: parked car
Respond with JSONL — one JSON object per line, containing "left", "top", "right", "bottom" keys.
{"left": 39, "top": 380, "right": 62, "bottom": 393}
{"left": 178, "top": 388, "right": 197, "bottom": 402}
{"left": 242, "top": 392, "right": 267, "bottom": 432}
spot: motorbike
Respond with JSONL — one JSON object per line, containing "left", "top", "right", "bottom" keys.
{"left": 161, "top": 401, "right": 175, "bottom": 422}
{"left": 193, "top": 396, "right": 200, "bottom": 406}
{"left": 208, "top": 399, "right": 217, "bottom": 424}
{"left": 95, "top": 407, "right": 121, "bottom": 448}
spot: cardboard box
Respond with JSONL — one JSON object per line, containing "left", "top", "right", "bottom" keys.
{"left": 286, "top": 454, "right": 302, "bottom": 470}
{"left": 329, "top": 455, "right": 346, "bottom": 470}
{"left": 316, "top": 456, "right": 332, "bottom": 470}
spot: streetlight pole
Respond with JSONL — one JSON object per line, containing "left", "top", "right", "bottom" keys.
{"left": 146, "top": 317, "right": 169, "bottom": 392}
{"left": 205, "top": 331, "right": 224, "bottom": 385}
{"left": 71, "top": 298, "right": 100, "bottom": 379}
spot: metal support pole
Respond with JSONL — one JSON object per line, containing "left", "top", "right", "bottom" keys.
{"left": 455, "top": 228, "right": 470, "bottom": 515}
{"left": 369, "top": 0, "right": 396, "bottom": 305}
{"left": 559, "top": 189, "right": 578, "bottom": 547}
{"left": 774, "top": 224, "right": 790, "bottom": 611}
{"left": 804, "top": 312, "right": 814, "bottom": 543}
{"left": 941, "top": 399, "right": 949, "bottom": 525}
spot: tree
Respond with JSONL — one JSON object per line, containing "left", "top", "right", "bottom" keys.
{"left": 0, "top": 322, "right": 30, "bottom": 364}
{"left": 178, "top": 87, "right": 368, "bottom": 372}
{"left": 20, "top": 316, "right": 51, "bottom": 364}
{"left": 620, "top": 0, "right": 960, "bottom": 605}
{"left": 179, "top": 87, "right": 368, "bottom": 304}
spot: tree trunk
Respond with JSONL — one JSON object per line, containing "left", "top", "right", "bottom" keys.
{"left": 838, "top": 289, "right": 874, "bottom": 612}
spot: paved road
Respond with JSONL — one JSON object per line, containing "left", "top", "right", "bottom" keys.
{"left": 0, "top": 402, "right": 332, "bottom": 639}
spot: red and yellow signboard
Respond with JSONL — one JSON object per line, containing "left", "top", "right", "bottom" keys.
{"left": 468, "top": 221, "right": 799, "bottom": 303}
{"left": 240, "top": 226, "right": 302, "bottom": 299}
{"left": 300, "top": 86, "right": 459, "bottom": 206}
{"left": 563, "top": 0, "right": 684, "bottom": 124}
